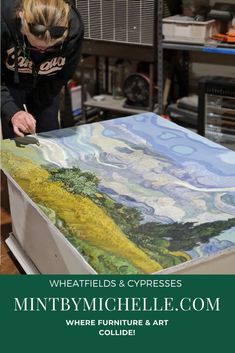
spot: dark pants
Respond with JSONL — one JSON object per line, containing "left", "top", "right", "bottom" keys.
{"left": 1, "top": 86, "right": 60, "bottom": 139}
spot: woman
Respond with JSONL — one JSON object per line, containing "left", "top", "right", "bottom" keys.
{"left": 1, "top": 0, "right": 84, "bottom": 138}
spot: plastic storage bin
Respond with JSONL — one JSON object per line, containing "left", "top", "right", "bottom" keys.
{"left": 163, "top": 15, "right": 219, "bottom": 43}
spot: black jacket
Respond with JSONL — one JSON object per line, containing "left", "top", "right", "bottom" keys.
{"left": 1, "top": 0, "right": 84, "bottom": 123}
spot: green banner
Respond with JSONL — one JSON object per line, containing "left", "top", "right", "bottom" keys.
{"left": 0, "top": 275, "right": 234, "bottom": 352}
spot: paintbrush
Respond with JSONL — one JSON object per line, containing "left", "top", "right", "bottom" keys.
{"left": 23, "top": 104, "right": 40, "bottom": 145}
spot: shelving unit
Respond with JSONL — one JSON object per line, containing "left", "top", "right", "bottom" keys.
{"left": 161, "top": 0, "right": 235, "bottom": 150}
{"left": 165, "top": 41, "right": 235, "bottom": 130}
{"left": 73, "top": 0, "right": 235, "bottom": 150}
{"left": 163, "top": 33, "right": 235, "bottom": 149}
{"left": 163, "top": 41, "right": 235, "bottom": 53}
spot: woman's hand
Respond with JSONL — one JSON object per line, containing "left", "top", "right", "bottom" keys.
{"left": 11, "top": 111, "right": 36, "bottom": 137}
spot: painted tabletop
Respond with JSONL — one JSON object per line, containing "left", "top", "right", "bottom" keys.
{"left": 1, "top": 113, "right": 235, "bottom": 273}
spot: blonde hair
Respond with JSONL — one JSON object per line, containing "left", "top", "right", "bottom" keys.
{"left": 19, "top": 0, "right": 70, "bottom": 43}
